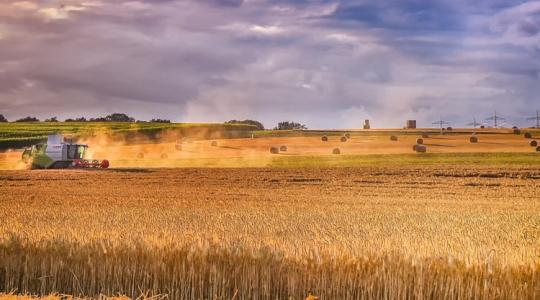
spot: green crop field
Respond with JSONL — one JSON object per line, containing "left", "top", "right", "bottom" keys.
{"left": 0, "top": 122, "right": 257, "bottom": 150}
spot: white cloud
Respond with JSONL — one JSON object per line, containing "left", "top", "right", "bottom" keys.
{"left": 249, "top": 25, "right": 284, "bottom": 35}
{"left": 12, "top": 1, "right": 37, "bottom": 10}
{"left": 123, "top": 1, "right": 151, "bottom": 11}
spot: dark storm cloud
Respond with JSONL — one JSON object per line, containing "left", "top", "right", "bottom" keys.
{"left": 0, "top": 0, "right": 539, "bottom": 127}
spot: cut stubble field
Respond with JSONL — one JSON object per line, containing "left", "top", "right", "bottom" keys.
{"left": 1, "top": 164, "right": 539, "bottom": 299}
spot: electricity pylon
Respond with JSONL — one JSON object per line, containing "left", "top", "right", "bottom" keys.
{"left": 466, "top": 117, "right": 482, "bottom": 129}
{"left": 485, "top": 111, "right": 505, "bottom": 128}
{"left": 527, "top": 110, "right": 540, "bottom": 128}
{"left": 432, "top": 117, "right": 451, "bottom": 132}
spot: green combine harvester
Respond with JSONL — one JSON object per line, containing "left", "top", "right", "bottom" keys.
{"left": 21, "top": 134, "right": 109, "bottom": 169}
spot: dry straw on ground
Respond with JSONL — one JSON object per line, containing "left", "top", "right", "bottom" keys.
{"left": 1, "top": 166, "right": 540, "bottom": 299}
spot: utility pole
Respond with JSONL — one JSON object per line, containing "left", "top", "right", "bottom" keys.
{"left": 527, "top": 110, "right": 540, "bottom": 128}
{"left": 432, "top": 117, "right": 451, "bottom": 133}
{"left": 466, "top": 117, "right": 481, "bottom": 129}
{"left": 485, "top": 111, "right": 505, "bottom": 128}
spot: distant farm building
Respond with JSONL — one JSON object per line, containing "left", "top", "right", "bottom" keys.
{"left": 363, "top": 120, "right": 371, "bottom": 129}
{"left": 406, "top": 120, "right": 417, "bottom": 129}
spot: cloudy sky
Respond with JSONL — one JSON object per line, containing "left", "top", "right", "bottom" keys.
{"left": 0, "top": 0, "right": 539, "bottom": 128}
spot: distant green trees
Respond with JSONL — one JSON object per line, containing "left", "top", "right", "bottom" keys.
{"left": 65, "top": 113, "right": 135, "bottom": 122}
{"left": 274, "top": 121, "right": 307, "bottom": 130}
{"left": 65, "top": 117, "right": 87, "bottom": 122}
{"left": 44, "top": 117, "right": 58, "bottom": 122}
{"left": 150, "top": 119, "right": 171, "bottom": 123}
{"left": 15, "top": 116, "right": 40, "bottom": 122}
{"left": 225, "top": 120, "right": 265, "bottom": 130}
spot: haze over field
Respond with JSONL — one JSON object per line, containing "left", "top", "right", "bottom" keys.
{"left": 0, "top": 0, "right": 539, "bottom": 128}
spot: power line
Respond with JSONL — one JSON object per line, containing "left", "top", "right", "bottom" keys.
{"left": 432, "top": 117, "right": 451, "bottom": 132}
{"left": 526, "top": 110, "right": 540, "bottom": 128}
{"left": 485, "top": 111, "right": 506, "bottom": 128}
{"left": 466, "top": 117, "right": 482, "bottom": 129}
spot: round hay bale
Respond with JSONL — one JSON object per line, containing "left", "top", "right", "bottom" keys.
{"left": 530, "top": 140, "right": 538, "bottom": 147}
{"left": 412, "top": 144, "right": 418, "bottom": 151}
{"left": 270, "top": 147, "right": 279, "bottom": 154}
{"left": 340, "top": 136, "right": 347, "bottom": 142}
{"left": 480, "top": 125, "right": 485, "bottom": 129}
{"left": 390, "top": 135, "right": 398, "bottom": 141}
{"left": 414, "top": 144, "right": 427, "bottom": 153}
{"left": 321, "top": 135, "right": 328, "bottom": 142}
{"left": 344, "top": 133, "right": 351, "bottom": 139}
{"left": 160, "top": 153, "right": 168, "bottom": 159}
{"left": 470, "top": 136, "right": 478, "bottom": 143}
{"left": 211, "top": 141, "right": 218, "bottom": 147}
{"left": 175, "top": 144, "right": 182, "bottom": 151}
{"left": 537, "top": 146, "right": 540, "bottom": 152}
{"left": 447, "top": 127, "right": 453, "bottom": 131}
{"left": 524, "top": 132, "right": 532, "bottom": 139}
{"left": 280, "top": 145, "right": 287, "bottom": 152}
{"left": 332, "top": 148, "right": 341, "bottom": 155}
{"left": 422, "top": 133, "right": 429, "bottom": 138}
{"left": 136, "top": 152, "right": 144, "bottom": 159}
{"left": 416, "top": 138, "right": 424, "bottom": 145}
{"left": 513, "top": 128, "right": 521, "bottom": 135}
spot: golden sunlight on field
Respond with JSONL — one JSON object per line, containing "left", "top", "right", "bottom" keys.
{"left": 1, "top": 166, "right": 539, "bottom": 299}
{"left": 2, "top": 130, "right": 538, "bottom": 170}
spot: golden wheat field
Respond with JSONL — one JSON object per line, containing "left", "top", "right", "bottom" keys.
{"left": 1, "top": 164, "right": 539, "bottom": 299}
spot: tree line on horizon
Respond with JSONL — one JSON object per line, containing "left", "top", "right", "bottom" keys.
{"left": 0, "top": 113, "right": 308, "bottom": 131}
{"left": 0, "top": 113, "right": 171, "bottom": 124}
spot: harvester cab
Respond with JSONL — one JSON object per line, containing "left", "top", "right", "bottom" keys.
{"left": 21, "top": 134, "right": 109, "bottom": 169}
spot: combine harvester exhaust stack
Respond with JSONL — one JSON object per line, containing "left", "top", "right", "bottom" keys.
{"left": 21, "top": 134, "right": 109, "bottom": 169}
